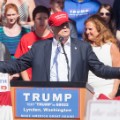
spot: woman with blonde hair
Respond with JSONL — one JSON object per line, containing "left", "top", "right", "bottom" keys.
{"left": 84, "top": 14, "right": 120, "bottom": 99}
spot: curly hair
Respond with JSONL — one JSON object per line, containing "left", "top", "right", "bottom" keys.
{"left": 83, "top": 14, "right": 116, "bottom": 46}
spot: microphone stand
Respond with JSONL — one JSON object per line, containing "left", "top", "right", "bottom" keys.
{"left": 60, "top": 40, "right": 70, "bottom": 82}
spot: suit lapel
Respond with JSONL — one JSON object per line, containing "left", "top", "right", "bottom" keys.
{"left": 71, "top": 38, "right": 79, "bottom": 81}
{"left": 44, "top": 39, "right": 53, "bottom": 81}
{"left": 44, "top": 38, "right": 79, "bottom": 81}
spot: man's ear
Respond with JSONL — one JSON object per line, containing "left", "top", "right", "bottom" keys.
{"left": 49, "top": 26, "right": 54, "bottom": 34}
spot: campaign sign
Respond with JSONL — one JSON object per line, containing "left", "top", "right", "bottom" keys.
{"left": 16, "top": 88, "right": 79, "bottom": 118}
{"left": 0, "top": 73, "right": 9, "bottom": 92}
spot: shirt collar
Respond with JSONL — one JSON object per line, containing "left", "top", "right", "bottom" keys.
{"left": 53, "top": 37, "right": 71, "bottom": 46}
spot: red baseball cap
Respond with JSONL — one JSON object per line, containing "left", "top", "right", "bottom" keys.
{"left": 48, "top": 11, "right": 69, "bottom": 27}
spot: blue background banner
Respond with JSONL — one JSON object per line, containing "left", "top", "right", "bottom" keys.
{"left": 16, "top": 87, "right": 80, "bottom": 118}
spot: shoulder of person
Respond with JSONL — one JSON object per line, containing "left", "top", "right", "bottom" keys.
{"left": 110, "top": 43, "right": 120, "bottom": 66}
{"left": 21, "top": 26, "right": 31, "bottom": 33}
{"left": 110, "top": 43, "right": 120, "bottom": 59}
{"left": 111, "top": 43, "right": 119, "bottom": 51}
{"left": 32, "top": 38, "right": 53, "bottom": 47}
{"left": 20, "top": 31, "right": 34, "bottom": 42}
{"left": 0, "top": 26, "right": 3, "bottom": 31}
{"left": 72, "top": 38, "right": 91, "bottom": 48}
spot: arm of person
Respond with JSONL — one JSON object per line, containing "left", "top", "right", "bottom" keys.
{"left": 108, "top": 80, "right": 120, "bottom": 99}
{"left": 116, "top": 30, "right": 120, "bottom": 41}
{"left": 87, "top": 43, "right": 120, "bottom": 79}
{"left": 3, "top": 44, "right": 11, "bottom": 60}
{"left": 15, "top": 35, "right": 31, "bottom": 81}
{"left": 108, "top": 43, "right": 120, "bottom": 98}
{"left": 0, "top": 43, "right": 35, "bottom": 73}
{"left": 20, "top": 0, "right": 35, "bottom": 26}
{"left": 26, "top": 0, "right": 35, "bottom": 26}
{"left": 20, "top": 70, "right": 30, "bottom": 81}
{"left": 0, "top": 0, "right": 4, "bottom": 23}
{"left": 15, "top": 38, "right": 31, "bottom": 80}
{"left": 9, "top": 73, "right": 20, "bottom": 80}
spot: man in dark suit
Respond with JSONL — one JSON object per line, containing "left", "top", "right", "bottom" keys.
{"left": 0, "top": 11, "right": 120, "bottom": 82}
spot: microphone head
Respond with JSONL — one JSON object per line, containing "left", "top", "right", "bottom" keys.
{"left": 59, "top": 37, "right": 64, "bottom": 43}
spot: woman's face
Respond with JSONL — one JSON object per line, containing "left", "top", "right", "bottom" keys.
{"left": 99, "top": 8, "right": 111, "bottom": 24}
{"left": 85, "top": 21, "right": 99, "bottom": 42}
{"left": 34, "top": 12, "right": 49, "bottom": 30}
{"left": 5, "top": 8, "right": 19, "bottom": 25}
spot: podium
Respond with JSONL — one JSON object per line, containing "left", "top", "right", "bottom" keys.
{"left": 10, "top": 81, "right": 93, "bottom": 120}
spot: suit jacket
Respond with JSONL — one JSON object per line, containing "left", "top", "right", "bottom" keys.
{"left": 0, "top": 38, "right": 120, "bottom": 82}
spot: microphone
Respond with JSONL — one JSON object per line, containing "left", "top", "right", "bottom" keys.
{"left": 59, "top": 36, "right": 64, "bottom": 45}
{"left": 59, "top": 37, "right": 70, "bottom": 81}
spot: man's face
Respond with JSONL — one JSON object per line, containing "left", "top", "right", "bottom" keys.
{"left": 51, "top": 22, "right": 70, "bottom": 41}
{"left": 34, "top": 12, "right": 49, "bottom": 30}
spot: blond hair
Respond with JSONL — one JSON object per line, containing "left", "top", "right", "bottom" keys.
{"left": 83, "top": 14, "right": 116, "bottom": 46}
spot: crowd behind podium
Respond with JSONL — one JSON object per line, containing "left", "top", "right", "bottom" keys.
{"left": 0, "top": 0, "right": 120, "bottom": 119}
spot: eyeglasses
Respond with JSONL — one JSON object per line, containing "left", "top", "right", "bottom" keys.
{"left": 99, "top": 12, "right": 111, "bottom": 16}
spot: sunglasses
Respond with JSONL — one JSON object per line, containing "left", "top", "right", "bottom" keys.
{"left": 99, "top": 12, "right": 111, "bottom": 16}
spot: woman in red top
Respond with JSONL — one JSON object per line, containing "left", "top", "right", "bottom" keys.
{"left": 15, "top": 5, "right": 53, "bottom": 80}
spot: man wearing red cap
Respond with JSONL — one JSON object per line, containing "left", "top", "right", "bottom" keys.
{"left": 0, "top": 12, "right": 120, "bottom": 82}
{"left": 48, "top": 12, "right": 71, "bottom": 81}
{"left": 49, "top": 0, "right": 78, "bottom": 39}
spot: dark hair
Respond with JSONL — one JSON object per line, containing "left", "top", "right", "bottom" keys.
{"left": 98, "top": 4, "right": 113, "bottom": 15}
{"left": 98, "top": 4, "right": 117, "bottom": 35}
{"left": 32, "top": 5, "right": 50, "bottom": 20}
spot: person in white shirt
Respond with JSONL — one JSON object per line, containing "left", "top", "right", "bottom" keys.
{"left": 84, "top": 14, "right": 120, "bottom": 99}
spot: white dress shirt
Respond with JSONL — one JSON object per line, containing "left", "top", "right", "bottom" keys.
{"left": 50, "top": 37, "right": 71, "bottom": 81}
